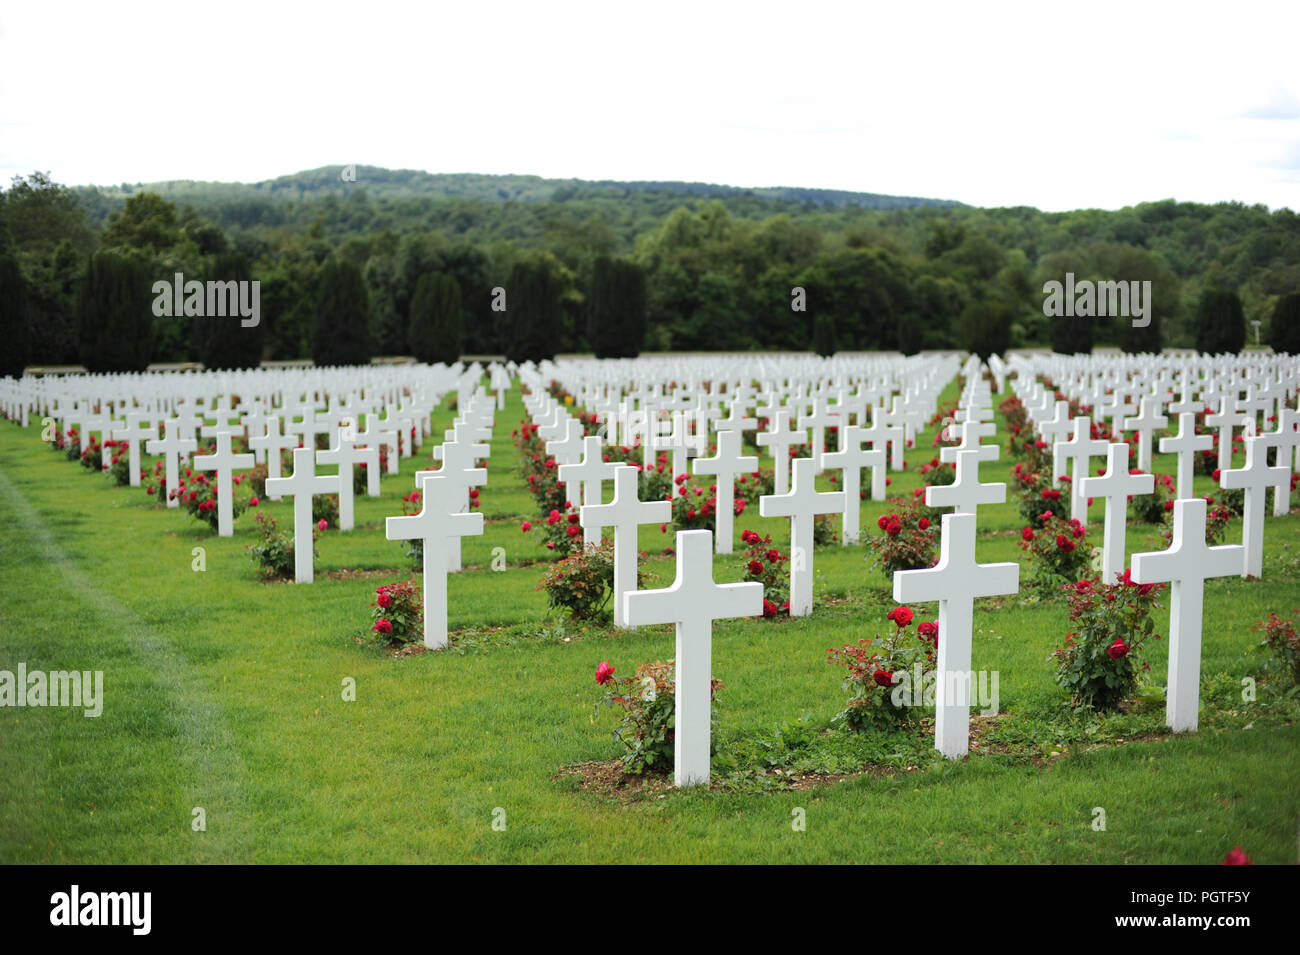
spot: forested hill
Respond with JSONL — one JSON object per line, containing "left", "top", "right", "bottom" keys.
{"left": 74, "top": 166, "right": 966, "bottom": 213}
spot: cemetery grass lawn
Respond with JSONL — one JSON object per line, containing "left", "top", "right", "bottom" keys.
{"left": 0, "top": 383, "right": 1297, "bottom": 864}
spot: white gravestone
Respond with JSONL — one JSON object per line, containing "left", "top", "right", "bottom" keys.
{"left": 265, "top": 446, "right": 338, "bottom": 584}
{"left": 146, "top": 418, "right": 197, "bottom": 509}
{"left": 623, "top": 529, "right": 763, "bottom": 787}
{"left": 893, "top": 512, "right": 1019, "bottom": 759}
{"left": 1132, "top": 499, "right": 1245, "bottom": 732}
{"left": 580, "top": 465, "right": 671, "bottom": 628}
{"left": 558, "top": 436, "right": 621, "bottom": 546}
{"left": 821, "top": 425, "right": 886, "bottom": 543}
{"left": 1220, "top": 433, "right": 1288, "bottom": 579}
{"left": 759, "top": 456, "right": 845, "bottom": 617}
{"left": 1079, "top": 443, "right": 1154, "bottom": 585}
{"left": 192, "top": 430, "right": 254, "bottom": 538}
{"left": 924, "top": 448, "right": 1006, "bottom": 519}
{"left": 691, "top": 429, "right": 758, "bottom": 554}
{"left": 1159, "top": 412, "right": 1214, "bottom": 500}
{"left": 385, "top": 473, "right": 485, "bottom": 650}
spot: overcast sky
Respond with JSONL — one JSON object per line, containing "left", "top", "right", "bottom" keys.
{"left": 2, "top": 1, "right": 1296, "bottom": 212}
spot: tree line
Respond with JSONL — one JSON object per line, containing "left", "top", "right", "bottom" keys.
{"left": 1, "top": 170, "right": 1297, "bottom": 376}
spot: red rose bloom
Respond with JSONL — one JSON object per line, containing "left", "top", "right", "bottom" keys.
{"left": 1021, "top": 527, "right": 1034, "bottom": 542}
{"left": 521, "top": 521, "right": 533, "bottom": 532}
{"left": 887, "top": 606, "right": 914, "bottom": 629}
{"left": 377, "top": 592, "right": 393, "bottom": 609}
{"left": 918, "top": 517, "right": 930, "bottom": 530}
{"left": 596, "top": 661, "right": 616, "bottom": 685}
{"left": 767, "top": 549, "right": 780, "bottom": 562}
{"left": 747, "top": 560, "right": 764, "bottom": 574}
{"left": 886, "top": 522, "right": 902, "bottom": 537}
{"left": 873, "top": 669, "right": 895, "bottom": 688}
{"left": 566, "top": 524, "right": 581, "bottom": 538}
{"left": 1107, "top": 638, "right": 1128, "bottom": 660}
{"left": 374, "top": 618, "right": 393, "bottom": 635}
{"left": 1222, "top": 847, "right": 1252, "bottom": 865}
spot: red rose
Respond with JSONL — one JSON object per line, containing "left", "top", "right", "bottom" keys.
{"left": 918, "top": 517, "right": 930, "bottom": 530}
{"left": 1021, "top": 527, "right": 1034, "bottom": 542}
{"left": 377, "top": 592, "right": 393, "bottom": 609}
{"left": 873, "top": 669, "right": 895, "bottom": 688}
{"left": 917, "top": 621, "right": 938, "bottom": 643}
{"left": 887, "top": 606, "right": 914, "bottom": 629}
{"left": 566, "top": 524, "right": 581, "bottom": 538}
{"left": 374, "top": 618, "right": 393, "bottom": 635}
{"left": 767, "top": 549, "right": 780, "bottom": 562}
{"left": 886, "top": 522, "right": 902, "bottom": 537}
{"left": 317, "top": 519, "right": 328, "bottom": 531}
{"left": 596, "top": 661, "right": 616, "bottom": 685}
{"left": 877, "top": 514, "right": 890, "bottom": 531}
{"left": 748, "top": 560, "right": 764, "bottom": 574}
{"left": 567, "top": 511, "right": 580, "bottom": 524}
{"left": 1222, "top": 847, "right": 1252, "bottom": 865}
{"left": 521, "top": 521, "right": 533, "bottom": 532}
{"left": 249, "top": 496, "right": 259, "bottom": 506}
{"left": 1107, "top": 638, "right": 1128, "bottom": 660}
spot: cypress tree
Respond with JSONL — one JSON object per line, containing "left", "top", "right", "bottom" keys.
{"left": 0, "top": 254, "right": 30, "bottom": 376}
{"left": 76, "top": 249, "right": 154, "bottom": 372}
{"left": 1194, "top": 289, "right": 1245, "bottom": 354}
{"left": 311, "top": 258, "right": 372, "bottom": 366}
{"left": 812, "top": 312, "right": 837, "bottom": 357}
{"left": 587, "top": 257, "right": 647, "bottom": 358}
{"left": 502, "top": 259, "right": 562, "bottom": 364}
{"left": 408, "top": 272, "right": 464, "bottom": 364}
{"left": 193, "top": 252, "right": 263, "bottom": 369}
{"left": 1267, "top": 292, "right": 1300, "bottom": 354}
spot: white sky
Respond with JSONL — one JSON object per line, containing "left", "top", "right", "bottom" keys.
{"left": 2, "top": 1, "right": 1297, "bottom": 212}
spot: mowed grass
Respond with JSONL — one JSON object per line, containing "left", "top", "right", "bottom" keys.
{"left": 0, "top": 381, "right": 1298, "bottom": 864}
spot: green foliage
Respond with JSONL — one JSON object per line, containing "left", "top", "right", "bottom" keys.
{"left": 501, "top": 256, "right": 566, "bottom": 363}
{"left": 369, "top": 579, "right": 423, "bottom": 645}
{"left": 1194, "top": 288, "right": 1246, "bottom": 354}
{"left": 595, "top": 659, "right": 722, "bottom": 775}
{"left": 812, "top": 312, "right": 837, "bottom": 356}
{"left": 863, "top": 498, "right": 939, "bottom": 578}
{"left": 408, "top": 272, "right": 464, "bottom": 364}
{"left": 1053, "top": 576, "right": 1164, "bottom": 710}
{"left": 76, "top": 248, "right": 154, "bottom": 372}
{"left": 246, "top": 511, "right": 300, "bottom": 579}
{"left": 0, "top": 254, "right": 30, "bottom": 376}
{"left": 587, "top": 256, "right": 647, "bottom": 358}
{"left": 1253, "top": 611, "right": 1300, "bottom": 686}
{"left": 538, "top": 540, "right": 646, "bottom": 619}
{"left": 827, "top": 608, "right": 937, "bottom": 731}
{"left": 1268, "top": 292, "right": 1300, "bottom": 354}
{"left": 311, "top": 258, "right": 371, "bottom": 366}
{"left": 192, "top": 251, "right": 263, "bottom": 369}
{"left": 958, "top": 297, "right": 1013, "bottom": 360}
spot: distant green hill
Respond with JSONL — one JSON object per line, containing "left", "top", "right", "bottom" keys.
{"left": 77, "top": 165, "right": 966, "bottom": 210}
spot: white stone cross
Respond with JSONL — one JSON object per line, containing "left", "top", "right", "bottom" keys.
{"left": 247, "top": 414, "right": 296, "bottom": 484}
{"left": 759, "top": 456, "right": 845, "bottom": 616}
{"left": 1122, "top": 395, "right": 1168, "bottom": 473}
{"left": 1132, "top": 499, "right": 1245, "bottom": 732}
{"left": 1058, "top": 417, "right": 1109, "bottom": 524}
{"left": 192, "top": 430, "right": 255, "bottom": 537}
{"left": 940, "top": 419, "right": 998, "bottom": 467}
{"left": 265, "top": 446, "right": 338, "bottom": 583}
{"left": 893, "top": 512, "right": 1019, "bottom": 758}
{"left": 424, "top": 441, "right": 488, "bottom": 572}
{"left": 799, "top": 398, "right": 839, "bottom": 473}
{"left": 1159, "top": 412, "right": 1214, "bottom": 499}
{"left": 925, "top": 449, "right": 1006, "bottom": 518}
{"left": 146, "top": 418, "right": 197, "bottom": 509}
{"left": 821, "top": 425, "right": 886, "bottom": 543}
{"left": 385, "top": 473, "right": 485, "bottom": 649}
{"left": 1205, "top": 394, "right": 1243, "bottom": 472}
{"left": 317, "top": 432, "right": 378, "bottom": 531}
{"left": 623, "top": 529, "right": 763, "bottom": 787}
{"left": 755, "top": 408, "right": 806, "bottom": 496}
{"left": 1220, "top": 434, "right": 1289, "bottom": 578}
{"left": 580, "top": 465, "right": 671, "bottom": 628}
{"left": 111, "top": 412, "right": 156, "bottom": 487}
{"left": 691, "top": 429, "right": 758, "bottom": 554}
{"left": 359, "top": 413, "right": 400, "bottom": 478}
{"left": 1260, "top": 407, "right": 1300, "bottom": 517}
{"left": 559, "top": 436, "right": 621, "bottom": 545}
{"left": 1079, "top": 443, "right": 1154, "bottom": 585}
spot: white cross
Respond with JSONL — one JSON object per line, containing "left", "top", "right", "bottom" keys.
{"left": 691, "top": 429, "right": 758, "bottom": 554}
{"left": 1037, "top": 400, "right": 1073, "bottom": 446}
{"left": 820, "top": 425, "right": 886, "bottom": 543}
{"left": 111, "top": 412, "right": 156, "bottom": 487}
{"left": 358, "top": 414, "right": 400, "bottom": 478}
{"left": 247, "top": 415, "right": 297, "bottom": 484}
{"left": 799, "top": 398, "right": 839, "bottom": 473}
{"left": 939, "top": 419, "right": 998, "bottom": 466}
{"left": 1220, "top": 433, "right": 1289, "bottom": 579}
{"left": 1079, "top": 443, "right": 1155, "bottom": 584}
{"left": 545, "top": 418, "right": 587, "bottom": 502}
{"left": 317, "top": 432, "right": 378, "bottom": 531}
{"left": 623, "top": 529, "right": 763, "bottom": 787}
{"left": 1122, "top": 395, "right": 1168, "bottom": 473}
{"left": 385, "top": 473, "right": 485, "bottom": 649}
{"left": 424, "top": 443, "right": 488, "bottom": 573}
{"left": 579, "top": 465, "right": 671, "bottom": 628}
{"left": 893, "top": 512, "right": 1019, "bottom": 758}
{"left": 146, "top": 418, "right": 197, "bottom": 509}
{"left": 1204, "top": 394, "right": 1243, "bottom": 472}
{"left": 559, "top": 436, "right": 621, "bottom": 546}
{"left": 755, "top": 408, "right": 806, "bottom": 496}
{"left": 759, "top": 456, "right": 845, "bottom": 616}
{"left": 1132, "top": 499, "right": 1245, "bottom": 732}
{"left": 925, "top": 449, "right": 1006, "bottom": 518}
{"left": 1159, "top": 412, "right": 1214, "bottom": 499}
{"left": 265, "top": 447, "right": 338, "bottom": 583}
{"left": 1260, "top": 407, "right": 1300, "bottom": 517}
{"left": 1058, "top": 417, "right": 1109, "bottom": 524}
{"left": 192, "top": 431, "right": 254, "bottom": 537}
